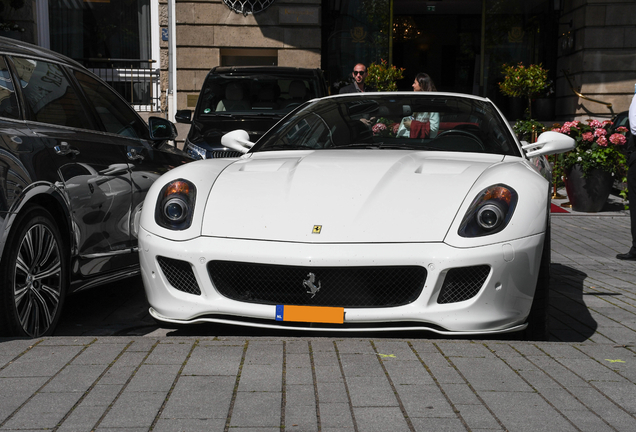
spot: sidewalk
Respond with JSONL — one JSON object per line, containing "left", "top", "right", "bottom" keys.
{"left": 1, "top": 207, "right": 635, "bottom": 431}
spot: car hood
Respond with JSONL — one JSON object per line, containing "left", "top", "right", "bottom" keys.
{"left": 201, "top": 150, "right": 505, "bottom": 243}
{"left": 189, "top": 116, "right": 282, "bottom": 148}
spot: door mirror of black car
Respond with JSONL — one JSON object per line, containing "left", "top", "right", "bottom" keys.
{"left": 148, "top": 117, "right": 178, "bottom": 141}
{"left": 175, "top": 109, "right": 193, "bottom": 124}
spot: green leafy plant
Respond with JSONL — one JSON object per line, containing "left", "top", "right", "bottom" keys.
{"left": 512, "top": 119, "right": 545, "bottom": 142}
{"left": 553, "top": 119, "right": 628, "bottom": 178}
{"left": 365, "top": 59, "right": 405, "bottom": 92}
{"left": 499, "top": 63, "right": 549, "bottom": 119}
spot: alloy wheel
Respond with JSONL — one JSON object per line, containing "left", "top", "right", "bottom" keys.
{"left": 13, "top": 223, "right": 63, "bottom": 337}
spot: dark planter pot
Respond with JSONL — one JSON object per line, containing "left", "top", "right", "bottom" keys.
{"left": 533, "top": 97, "right": 555, "bottom": 121}
{"left": 564, "top": 165, "right": 614, "bottom": 212}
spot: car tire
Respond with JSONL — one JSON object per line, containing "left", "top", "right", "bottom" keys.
{"left": 524, "top": 225, "right": 551, "bottom": 341}
{"left": 0, "top": 205, "right": 67, "bottom": 337}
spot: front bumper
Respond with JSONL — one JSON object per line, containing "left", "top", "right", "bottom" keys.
{"left": 138, "top": 227, "right": 544, "bottom": 334}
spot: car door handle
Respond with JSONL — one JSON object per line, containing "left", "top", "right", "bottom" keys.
{"left": 54, "top": 142, "right": 80, "bottom": 156}
{"left": 127, "top": 148, "right": 145, "bottom": 161}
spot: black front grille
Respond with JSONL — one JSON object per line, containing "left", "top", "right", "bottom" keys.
{"left": 437, "top": 265, "right": 490, "bottom": 304}
{"left": 208, "top": 261, "right": 427, "bottom": 307}
{"left": 157, "top": 256, "right": 201, "bottom": 295}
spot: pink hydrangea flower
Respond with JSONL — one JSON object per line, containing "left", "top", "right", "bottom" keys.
{"left": 560, "top": 121, "right": 580, "bottom": 134}
{"left": 372, "top": 123, "right": 387, "bottom": 134}
{"left": 588, "top": 119, "right": 603, "bottom": 128}
{"left": 392, "top": 123, "right": 399, "bottom": 134}
{"left": 616, "top": 126, "right": 629, "bottom": 133}
{"left": 609, "top": 133, "right": 626, "bottom": 145}
{"left": 582, "top": 132, "right": 594, "bottom": 142}
{"left": 596, "top": 136, "right": 608, "bottom": 146}
{"left": 594, "top": 128, "right": 607, "bottom": 138}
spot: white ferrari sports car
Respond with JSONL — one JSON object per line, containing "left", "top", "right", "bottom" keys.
{"left": 137, "top": 93, "right": 574, "bottom": 339}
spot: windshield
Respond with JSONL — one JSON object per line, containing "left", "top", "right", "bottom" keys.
{"left": 195, "top": 74, "right": 321, "bottom": 117}
{"left": 253, "top": 94, "right": 520, "bottom": 157}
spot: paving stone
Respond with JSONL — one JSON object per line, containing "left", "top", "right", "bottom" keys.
{"left": 478, "top": 391, "right": 577, "bottom": 432}
{"left": 229, "top": 391, "right": 282, "bottom": 427}
{"left": 99, "top": 391, "right": 166, "bottom": 428}
{"left": 237, "top": 363, "right": 282, "bottom": 392}
{"left": 151, "top": 418, "right": 227, "bottom": 431}
{"left": 126, "top": 364, "right": 180, "bottom": 392}
{"left": 2, "top": 392, "right": 81, "bottom": 429}
{"left": 316, "top": 380, "right": 350, "bottom": 404}
{"left": 144, "top": 341, "right": 193, "bottom": 365}
{"left": 352, "top": 406, "right": 411, "bottom": 431}
{"left": 0, "top": 345, "right": 83, "bottom": 378}
{"left": 0, "top": 377, "right": 50, "bottom": 422}
{"left": 160, "top": 375, "right": 235, "bottom": 419}
{"left": 181, "top": 344, "right": 244, "bottom": 376}
{"left": 317, "top": 402, "right": 354, "bottom": 429}
{"left": 41, "top": 364, "right": 106, "bottom": 393}
{"left": 284, "top": 404, "right": 318, "bottom": 430}
{"left": 395, "top": 384, "right": 458, "bottom": 418}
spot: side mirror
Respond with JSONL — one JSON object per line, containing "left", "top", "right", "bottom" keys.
{"left": 221, "top": 129, "right": 254, "bottom": 154}
{"left": 175, "top": 109, "right": 192, "bottom": 124}
{"left": 522, "top": 131, "right": 576, "bottom": 158}
{"left": 148, "top": 117, "right": 178, "bottom": 141}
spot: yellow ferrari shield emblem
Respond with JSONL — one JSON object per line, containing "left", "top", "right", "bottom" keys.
{"left": 312, "top": 225, "right": 322, "bottom": 234}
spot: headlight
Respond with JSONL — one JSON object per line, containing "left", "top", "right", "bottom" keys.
{"left": 458, "top": 184, "right": 518, "bottom": 237}
{"left": 186, "top": 141, "right": 206, "bottom": 160}
{"left": 155, "top": 179, "right": 196, "bottom": 230}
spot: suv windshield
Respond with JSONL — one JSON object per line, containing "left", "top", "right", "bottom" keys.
{"left": 254, "top": 94, "right": 521, "bottom": 157}
{"left": 195, "top": 75, "right": 321, "bottom": 117}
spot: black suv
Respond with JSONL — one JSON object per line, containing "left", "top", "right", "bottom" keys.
{"left": 176, "top": 66, "right": 328, "bottom": 159}
{"left": 0, "top": 37, "right": 191, "bottom": 337}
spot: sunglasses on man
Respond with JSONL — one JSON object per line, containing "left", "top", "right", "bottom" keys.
{"left": 353, "top": 70, "right": 366, "bottom": 75}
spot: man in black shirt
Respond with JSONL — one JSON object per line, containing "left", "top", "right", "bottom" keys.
{"left": 339, "top": 63, "right": 375, "bottom": 94}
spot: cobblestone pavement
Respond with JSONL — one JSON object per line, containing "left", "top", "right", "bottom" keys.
{"left": 1, "top": 213, "right": 635, "bottom": 431}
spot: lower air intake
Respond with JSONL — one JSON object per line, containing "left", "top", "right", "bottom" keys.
{"left": 437, "top": 265, "right": 490, "bottom": 304}
{"left": 157, "top": 256, "right": 201, "bottom": 295}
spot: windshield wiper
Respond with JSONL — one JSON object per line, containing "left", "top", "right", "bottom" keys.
{"left": 333, "top": 143, "right": 423, "bottom": 150}
{"left": 259, "top": 144, "right": 314, "bottom": 151}
{"left": 332, "top": 143, "right": 381, "bottom": 149}
{"left": 200, "top": 113, "right": 235, "bottom": 118}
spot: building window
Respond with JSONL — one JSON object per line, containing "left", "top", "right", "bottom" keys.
{"left": 48, "top": 0, "right": 151, "bottom": 65}
{"left": 47, "top": 0, "right": 159, "bottom": 111}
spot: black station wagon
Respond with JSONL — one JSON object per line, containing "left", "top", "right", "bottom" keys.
{"left": 0, "top": 37, "right": 191, "bottom": 337}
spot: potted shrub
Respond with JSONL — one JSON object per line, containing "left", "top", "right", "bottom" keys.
{"left": 553, "top": 119, "right": 629, "bottom": 212}
{"left": 365, "top": 59, "right": 405, "bottom": 92}
{"left": 499, "top": 63, "right": 549, "bottom": 120}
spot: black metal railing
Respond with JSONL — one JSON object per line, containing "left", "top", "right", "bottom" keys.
{"left": 79, "top": 58, "right": 160, "bottom": 112}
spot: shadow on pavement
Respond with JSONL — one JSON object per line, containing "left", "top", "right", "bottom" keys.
{"left": 548, "top": 263, "right": 597, "bottom": 342}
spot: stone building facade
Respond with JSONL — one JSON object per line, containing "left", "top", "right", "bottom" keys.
{"left": 556, "top": 0, "right": 636, "bottom": 119}
{"left": 159, "top": 0, "right": 322, "bottom": 112}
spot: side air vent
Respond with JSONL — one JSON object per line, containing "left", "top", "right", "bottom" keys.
{"left": 437, "top": 265, "right": 490, "bottom": 304}
{"left": 157, "top": 256, "right": 201, "bottom": 295}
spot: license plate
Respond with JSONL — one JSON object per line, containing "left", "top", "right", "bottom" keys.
{"left": 275, "top": 305, "right": 344, "bottom": 324}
